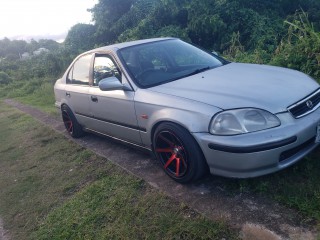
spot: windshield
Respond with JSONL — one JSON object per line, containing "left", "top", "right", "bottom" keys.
{"left": 118, "top": 39, "right": 224, "bottom": 88}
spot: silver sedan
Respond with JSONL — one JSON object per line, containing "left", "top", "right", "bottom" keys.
{"left": 54, "top": 38, "right": 320, "bottom": 183}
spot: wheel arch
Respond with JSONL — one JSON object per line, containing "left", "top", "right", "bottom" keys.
{"left": 141, "top": 106, "right": 212, "bottom": 147}
{"left": 60, "top": 103, "right": 81, "bottom": 123}
{"left": 150, "top": 120, "right": 171, "bottom": 151}
{"left": 61, "top": 103, "right": 85, "bottom": 138}
{"left": 150, "top": 120, "right": 207, "bottom": 163}
{"left": 60, "top": 102, "right": 69, "bottom": 109}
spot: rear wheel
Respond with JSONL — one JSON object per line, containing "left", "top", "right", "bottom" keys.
{"left": 153, "top": 122, "right": 207, "bottom": 183}
{"left": 61, "top": 105, "right": 84, "bottom": 138}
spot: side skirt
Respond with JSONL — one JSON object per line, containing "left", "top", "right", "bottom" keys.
{"left": 84, "top": 127, "right": 153, "bottom": 154}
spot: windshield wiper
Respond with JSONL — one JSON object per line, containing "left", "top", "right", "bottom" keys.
{"left": 184, "top": 66, "right": 211, "bottom": 78}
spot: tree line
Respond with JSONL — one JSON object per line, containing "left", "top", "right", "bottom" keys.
{"left": 0, "top": 0, "right": 319, "bottom": 85}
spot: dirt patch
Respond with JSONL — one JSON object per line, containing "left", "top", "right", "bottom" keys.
{"left": 241, "top": 223, "right": 282, "bottom": 240}
{"left": 4, "top": 99, "right": 319, "bottom": 239}
{"left": 0, "top": 218, "right": 9, "bottom": 240}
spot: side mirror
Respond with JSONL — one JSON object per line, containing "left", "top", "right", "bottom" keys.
{"left": 98, "top": 77, "right": 132, "bottom": 91}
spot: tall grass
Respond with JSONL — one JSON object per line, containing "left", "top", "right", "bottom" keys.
{"left": 224, "top": 11, "right": 320, "bottom": 82}
{"left": 0, "top": 78, "right": 56, "bottom": 114}
{"left": 271, "top": 11, "right": 320, "bottom": 81}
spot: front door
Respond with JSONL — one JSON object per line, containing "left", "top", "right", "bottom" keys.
{"left": 87, "top": 54, "right": 142, "bottom": 145}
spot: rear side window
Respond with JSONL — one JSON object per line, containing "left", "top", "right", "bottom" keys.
{"left": 68, "top": 54, "right": 92, "bottom": 85}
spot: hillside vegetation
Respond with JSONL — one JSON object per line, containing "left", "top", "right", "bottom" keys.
{"left": 0, "top": 0, "right": 319, "bottom": 92}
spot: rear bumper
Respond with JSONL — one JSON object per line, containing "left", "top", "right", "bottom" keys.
{"left": 193, "top": 109, "right": 320, "bottom": 178}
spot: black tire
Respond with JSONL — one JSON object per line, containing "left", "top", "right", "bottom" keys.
{"left": 153, "top": 122, "right": 208, "bottom": 183}
{"left": 61, "top": 105, "right": 85, "bottom": 138}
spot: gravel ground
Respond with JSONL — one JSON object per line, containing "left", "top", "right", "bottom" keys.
{"left": 2, "top": 99, "right": 319, "bottom": 240}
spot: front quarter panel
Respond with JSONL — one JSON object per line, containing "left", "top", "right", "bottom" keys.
{"left": 134, "top": 89, "right": 221, "bottom": 147}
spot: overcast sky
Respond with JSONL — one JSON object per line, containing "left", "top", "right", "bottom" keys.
{"left": 0, "top": 0, "right": 98, "bottom": 42}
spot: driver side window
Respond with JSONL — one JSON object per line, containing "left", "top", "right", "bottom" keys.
{"left": 93, "top": 55, "right": 121, "bottom": 86}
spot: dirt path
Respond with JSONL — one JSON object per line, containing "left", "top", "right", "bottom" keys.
{"left": 3, "top": 99, "right": 319, "bottom": 240}
{"left": 0, "top": 218, "right": 9, "bottom": 240}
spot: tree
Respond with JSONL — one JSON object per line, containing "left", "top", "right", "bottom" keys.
{"left": 0, "top": 71, "right": 12, "bottom": 84}
{"left": 89, "top": 0, "right": 135, "bottom": 44}
{"left": 64, "top": 24, "right": 97, "bottom": 54}
{"left": 26, "top": 39, "right": 40, "bottom": 53}
{"left": 0, "top": 38, "right": 27, "bottom": 58}
{"left": 5, "top": 53, "right": 19, "bottom": 61}
{"left": 38, "top": 39, "right": 60, "bottom": 52}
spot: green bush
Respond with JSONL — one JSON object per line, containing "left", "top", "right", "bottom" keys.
{"left": 271, "top": 11, "right": 320, "bottom": 81}
{"left": 0, "top": 71, "right": 12, "bottom": 85}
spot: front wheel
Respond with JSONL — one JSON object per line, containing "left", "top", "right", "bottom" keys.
{"left": 153, "top": 122, "right": 208, "bottom": 183}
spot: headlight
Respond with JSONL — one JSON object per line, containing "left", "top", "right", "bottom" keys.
{"left": 209, "top": 108, "right": 280, "bottom": 135}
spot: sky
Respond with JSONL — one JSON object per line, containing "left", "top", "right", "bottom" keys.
{"left": 0, "top": 0, "right": 98, "bottom": 42}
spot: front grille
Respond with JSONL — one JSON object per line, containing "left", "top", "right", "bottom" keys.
{"left": 279, "top": 137, "right": 315, "bottom": 162}
{"left": 288, "top": 89, "right": 320, "bottom": 118}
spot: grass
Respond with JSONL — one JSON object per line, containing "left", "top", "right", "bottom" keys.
{"left": 225, "top": 152, "right": 320, "bottom": 223}
{"left": 0, "top": 102, "right": 237, "bottom": 240}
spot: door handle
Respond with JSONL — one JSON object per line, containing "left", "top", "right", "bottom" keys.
{"left": 66, "top": 92, "right": 71, "bottom": 97}
{"left": 91, "top": 96, "right": 98, "bottom": 102}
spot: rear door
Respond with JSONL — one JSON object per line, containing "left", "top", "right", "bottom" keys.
{"left": 64, "top": 54, "right": 93, "bottom": 127}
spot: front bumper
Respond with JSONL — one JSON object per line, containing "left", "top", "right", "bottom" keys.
{"left": 193, "top": 109, "right": 320, "bottom": 178}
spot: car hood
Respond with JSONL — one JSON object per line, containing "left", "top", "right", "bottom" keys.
{"left": 149, "top": 63, "right": 319, "bottom": 113}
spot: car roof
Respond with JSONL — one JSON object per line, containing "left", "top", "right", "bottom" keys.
{"left": 87, "top": 37, "right": 176, "bottom": 54}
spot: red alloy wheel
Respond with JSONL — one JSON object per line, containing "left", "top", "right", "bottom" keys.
{"left": 155, "top": 130, "right": 188, "bottom": 179}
